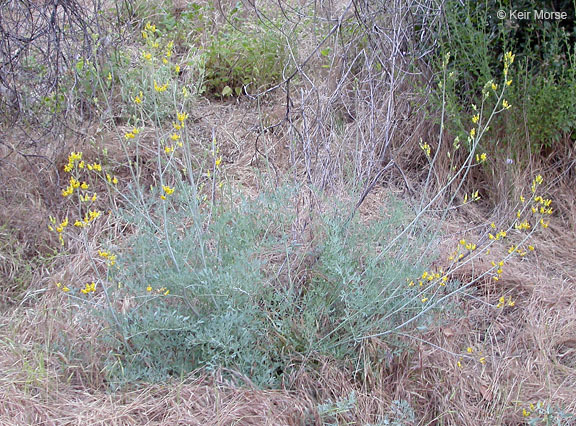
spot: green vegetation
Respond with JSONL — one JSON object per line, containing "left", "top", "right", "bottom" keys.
{"left": 436, "top": 0, "right": 576, "bottom": 153}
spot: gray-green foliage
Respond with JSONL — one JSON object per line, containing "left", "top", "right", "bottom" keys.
{"left": 101, "top": 185, "right": 440, "bottom": 388}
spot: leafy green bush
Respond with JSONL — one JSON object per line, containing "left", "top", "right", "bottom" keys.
{"left": 433, "top": 0, "right": 576, "bottom": 153}
{"left": 203, "top": 7, "right": 286, "bottom": 97}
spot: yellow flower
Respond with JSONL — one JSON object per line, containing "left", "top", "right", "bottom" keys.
{"left": 170, "top": 133, "right": 180, "bottom": 141}
{"left": 81, "top": 281, "right": 96, "bottom": 294}
{"left": 469, "top": 128, "right": 476, "bottom": 138}
{"left": 164, "top": 146, "right": 174, "bottom": 154}
{"left": 215, "top": 156, "right": 222, "bottom": 167}
{"left": 174, "top": 64, "right": 181, "bottom": 73}
{"left": 421, "top": 297, "right": 428, "bottom": 303}
{"left": 61, "top": 186, "right": 73, "bottom": 197}
{"left": 419, "top": 139, "right": 431, "bottom": 157}
{"left": 154, "top": 80, "right": 169, "bottom": 92}
{"left": 479, "top": 357, "right": 486, "bottom": 364}
{"left": 147, "top": 285, "right": 152, "bottom": 292}
{"left": 162, "top": 185, "right": 175, "bottom": 195}
{"left": 502, "top": 99, "right": 510, "bottom": 109}
{"left": 143, "top": 52, "right": 152, "bottom": 61}
{"left": 467, "top": 347, "right": 473, "bottom": 353}
{"left": 177, "top": 111, "right": 188, "bottom": 123}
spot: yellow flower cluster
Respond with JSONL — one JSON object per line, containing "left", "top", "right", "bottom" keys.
{"left": 63, "top": 152, "right": 83, "bottom": 173}
{"left": 134, "top": 91, "right": 143, "bottom": 104}
{"left": 488, "top": 229, "right": 507, "bottom": 241}
{"left": 491, "top": 260, "right": 505, "bottom": 281}
{"left": 522, "top": 402, "right": 537, "bottom": 417}
{"left": 463, "top": 190, "right": 481, "bottom": 204}
{"left": 81, "top": 281, "right": 97, "bottom": 294}
{"left": 55, "top": 282, "right": 70, "bottom": 292}
{"left": 161, "top": 185, "right": 175, "bottom": 200}
{"left": 457, "top": 346, "right": 488, "bottom": 367}
{"left": 139, "top": 22, "right": 181, "bottom": 76}
{"left": 503, "top": 51, "right": 515, "bottom": 78}
{"left": 419, "top": 139, "right": 431, "bottom": 157}
{"left": 447, "top": 238, "right": 477, "bottom": 261}
{"left": 530, "top": 174, "right": 543, "bottom": 193}
{"left": 146, "top": 285, "right": 170, "bottom": 296}
{"left": 154, "top": 80, "right": 169, "bottom": 92}
{"left": 98, "top": 250, "right": 117, "bottom": 266}
{"left": 106, "top": 173, "right": 119, "bottom": 185}
{"left": 124, "top": 127, "right": 140, "bottom": 139}
{"left": 407, "top": 268, "right": 449, "bottom": 304}
{"left": 48, "top": 216, "right": 68, "bottom": 245}
{"left": 496, "top": 295, "right": 514, "bottom": 308}
{"left": 475, "top": 152, "right": 487, "bottom": 163}
{"left": 164, "top": 111, "right": 189, "bottom": 154}
{"left": 74, "top": 209, "right": 101, "bottom": 228}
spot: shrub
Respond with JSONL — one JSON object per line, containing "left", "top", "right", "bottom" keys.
{"left": 203, "top": 6, "right": 286, "bottom": 97}
{"left": 433, "top": 0, "right": 576, "bottom": 153}
{"left": 100, "top": 183, "right": 441, "bottom": 388}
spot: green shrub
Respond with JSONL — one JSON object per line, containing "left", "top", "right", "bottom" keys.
{"left": 433, "top": 0, "right": 576, "bottom": 153}
{"left": 203, "top": 7, "right": 286, "bottom": 97}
